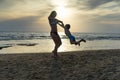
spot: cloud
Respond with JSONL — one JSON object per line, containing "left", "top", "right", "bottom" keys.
{"left": 85, "top": 12, "right": 120, "bottom": 33}
{"left": 0, "top": 16, "right": 41, "bottom": 31}
{"left": 0, "top": 0, "right": 55, "bottom": 32}
{"left": 97, "top": 13, "right": 120, "bottom": 25}
{"left": 0, "top": 0, "right": 54, "bottom": 14}
{"left": 0, "top": 0, "right": 24, "bottom": 11}
{"left": 0, "top": 0, "right": 120, "bottom": 33}
{"left": 86, "top": 0, "right": 114, "bottom": 9}
{"left": 70, "top": 0, "right": 120, "bottom": 24}
{"left": 67, "top": 0, "right": 120, "bottom": 10}
{"left": 0, "top": 0, "right": 54, "bottom": 21}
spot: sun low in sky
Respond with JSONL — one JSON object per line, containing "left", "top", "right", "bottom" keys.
{"left": 52, "top": 0, "right": 73, "bottom": 18}
{"left": 0, "top": 0, "right": 120, "bottom": 33}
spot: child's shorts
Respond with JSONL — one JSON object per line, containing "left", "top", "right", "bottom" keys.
{"left": 69, "top": 35, "right": 75, "bottom": 41}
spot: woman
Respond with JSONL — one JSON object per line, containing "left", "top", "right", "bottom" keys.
{"left": 48, "top": 11, "right": 64, "bottom": 57}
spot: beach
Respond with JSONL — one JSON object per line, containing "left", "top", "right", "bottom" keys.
{"left": 0, "top": 49, "right": 120, "bottom": 80}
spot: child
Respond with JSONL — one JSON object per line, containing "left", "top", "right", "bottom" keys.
{"left": 63, "top": 24, "right": 86, "bottom": 46}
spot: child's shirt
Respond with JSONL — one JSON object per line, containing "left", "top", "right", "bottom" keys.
{"left": 64, "top": 28, "right": 75, "bottom": 41}
{"left": 64, "top": 28, "right": 72, "bottom": 37}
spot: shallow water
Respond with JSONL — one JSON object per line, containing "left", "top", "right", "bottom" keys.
{"left": 0, "top": 39, "right": 120, "bottom": 54}
{"left": 1, "top": 32, "right": 120, "bottom": 54}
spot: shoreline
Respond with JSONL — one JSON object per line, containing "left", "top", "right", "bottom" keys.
{"left": 1, "top": 39, "right": 120, "bottom": 54}
{"left": 0, "top": 49, "right": 120, "bottom": 80}
{"left": 1, "top": 48, "right": 120, "bottom": 54}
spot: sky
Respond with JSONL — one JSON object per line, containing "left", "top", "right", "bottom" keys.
{"left": 0, "top": 0, "right": 120, "bottom": 33}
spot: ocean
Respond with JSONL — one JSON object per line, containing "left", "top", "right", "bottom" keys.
{"left": 0, "top": 32, "right": 120, "bottom": 54}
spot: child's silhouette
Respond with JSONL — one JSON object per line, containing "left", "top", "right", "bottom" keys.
{"left": 62, "top": 24, "right": 86, "bottom": 46}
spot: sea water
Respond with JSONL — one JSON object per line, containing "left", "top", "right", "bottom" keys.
{"left": 0, "top": 32, "right": 120, "bottom": 54}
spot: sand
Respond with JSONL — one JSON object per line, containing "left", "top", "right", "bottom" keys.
{"left": 0, "top": 49, "right": 120, "bottom": 80}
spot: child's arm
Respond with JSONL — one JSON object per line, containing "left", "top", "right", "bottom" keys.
{"left": 56, "top": 19, "right": 65, "bottom": 28}
{"left": 58, "top": 22, "right": 65, "bottom": 28}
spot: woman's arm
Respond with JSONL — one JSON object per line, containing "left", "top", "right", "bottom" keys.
{"left": 56, "top": 19, "right": 65, "bottom": 28}
{"left": 58, "top": 22, "right": 65, "bottom": 28}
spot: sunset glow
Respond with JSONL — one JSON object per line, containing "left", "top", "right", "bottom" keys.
{"left": 0, "top": 0, "right": 120, "bottom": 33}
{"left": 56, "top": 6, "right": 72, "bottom": 19}
{"left": 52, "top": 0, "right": 73, "bottom": 20}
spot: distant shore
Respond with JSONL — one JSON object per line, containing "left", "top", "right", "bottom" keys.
{"left": 0, "top": 49, "right": 120, "bottom": 80}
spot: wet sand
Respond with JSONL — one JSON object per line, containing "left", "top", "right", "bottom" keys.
{"left": 0, "top": 49, "right": 120, "bottom": 80}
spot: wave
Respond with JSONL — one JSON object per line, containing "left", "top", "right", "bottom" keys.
{"left": 72, "top": 33, "right": 120, "bottom": 41}
{"left": 17, "top": 43, "right": 38, "bottom": 46}
{"left": 0, "top": 46, "right": 12, "bottom": 50}
{"left": 0, "top": 32, "right": 51, "bottom": 40}
{"left": 0, "top": 32, "right": 120, "bottom": 41}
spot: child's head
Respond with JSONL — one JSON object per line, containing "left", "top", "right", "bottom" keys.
{"left": 65, "top": 24, "right": 70, "bottom": 29}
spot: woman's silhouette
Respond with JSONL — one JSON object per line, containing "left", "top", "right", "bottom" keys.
{"left": 48, "top": 11, "right": 64, "bottom": 57}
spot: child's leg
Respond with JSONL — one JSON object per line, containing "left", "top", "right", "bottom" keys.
{"left": 69, "top": 35, "right": 78, "bottom": 45}
{"left": 76, "top": 39, "right": 86, "bottom": 46}
{"left": 76, "top": 41, "right": 80, "bottom": 46}
{"left": 70, "top": 40, "right": 78, "bottom": 45}
{"left": 79, "top": 39, "right": 86, "bottom": 43}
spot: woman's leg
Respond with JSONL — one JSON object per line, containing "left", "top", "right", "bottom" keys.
{"left": 51, "top": 33, "right": 62, "bottom": 56}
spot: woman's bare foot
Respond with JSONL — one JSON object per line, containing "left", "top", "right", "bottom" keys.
{"left": 52, "top": 50, "right": 59, "bottom": 58}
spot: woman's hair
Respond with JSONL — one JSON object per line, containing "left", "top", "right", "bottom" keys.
{"left": 49, "top": 11, "right": 57, "bottom": 18}
{"left": 65, "top": 24, "right": 70, "bottom": 29}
